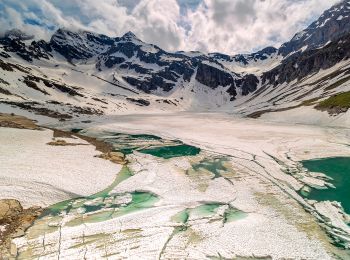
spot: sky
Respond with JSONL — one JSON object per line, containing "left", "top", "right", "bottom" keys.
{"left": 0, "top": 0, "right": 340, "bottom": 54}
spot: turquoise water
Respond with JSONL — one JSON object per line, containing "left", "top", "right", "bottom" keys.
{"left": 191, "top": 203, "right": 221, "bottom": 217}
{"left": 81, "top": 131, "right": 201, "bottom": 158}
{"left": 302, "top": 157, "right": 350, "bottom": 214}
{"left": 47, "top": 166, "right": 133, "bottom": 216}
{"left": 223, "top": 207, "right": 247, "bottom": 223}
{"left": 172, "top": 203, "right": 246, "bottom": 224}
{"left": 71, "top": 128, "right": 82, "bottom": 133}
{"left": 65, "top": 191, "right": 159, "bottom": 226}
{"left": 104, "top": 133, "right": 164, "bottom": 154}
{"left": 18, "top": 129, "right": 246, "bottom": 258}
{"left": 45, "top": 130, "right": 201, "bottom": 223}
{"left": 139, "top": 144, "right": 201, "bottom": 159}
{"left": 39, "top": 166, "right": 158, "bottom": 228}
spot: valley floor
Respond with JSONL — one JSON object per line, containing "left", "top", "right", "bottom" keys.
{"left": 1, "top": 111, "right": 350, "bottom": 259}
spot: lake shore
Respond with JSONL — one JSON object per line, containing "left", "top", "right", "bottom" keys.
{"left": 1, "top": 112, "right": 350, "bottom": 258}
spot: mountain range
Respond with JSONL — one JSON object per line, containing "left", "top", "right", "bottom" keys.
{"left": 0, "top": 0, "right": 350, "bottom": 121}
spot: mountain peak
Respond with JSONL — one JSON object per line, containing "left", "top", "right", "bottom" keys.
{"left": 279, "top": 0, "right": 350, "bottom": 56}
{"left": 121, "top": 31, "right": 140, "bottom": 41}
{"left": 52, "top": 28, "right": 100, "bottom": 40}
{"left": 50, "top": 28, "right": 116, "bottom": 62}
{"left": 3, "top": 29, "right": 34, "bottom": 41}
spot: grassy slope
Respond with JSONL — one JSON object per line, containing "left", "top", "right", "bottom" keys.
{"left": 317, "top": 91, "right": 350, "bottom": 109}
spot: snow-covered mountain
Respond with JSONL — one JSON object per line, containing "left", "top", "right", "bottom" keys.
{"left": 0, "top": 0, "right": 350, "bottom": 122}
{"left": 279, "top": 0, "right": 350, "bottom": 56}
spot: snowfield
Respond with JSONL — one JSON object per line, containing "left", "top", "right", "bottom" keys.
{"left": 7, "top": 111, "right": 348, "bottom": 259}
{"left": 0, "top": 110, "right": 349, "bottom": 259}
{"left": 0, "top": 127, "right": 122, "bottom": 208}
{"left": 1, "top": 2, "right": 350, "bottom": 257}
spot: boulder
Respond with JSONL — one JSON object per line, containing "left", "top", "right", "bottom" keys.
{"left": 0, "top": 199, "right": 23, "bottom": 220}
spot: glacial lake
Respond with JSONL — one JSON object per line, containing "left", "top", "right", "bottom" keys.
{"left": 16, "top": 130, "right": 247, "bottom": 259}
{"left": 302, "top": 157, "right": 350, "bottom": 214}
{"left": 84, "top": 131, "right": 201, "bottom": 158}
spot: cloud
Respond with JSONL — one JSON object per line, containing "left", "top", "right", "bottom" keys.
{"left": 185, "top": 0, "right": 340, "bottom": 53}
{"left": 132, "top": 0, "right": 185, "bottom": 50}
{"left": 0, "top": 0, "right": 88, "bottom": 39}
{"left": 211, "top": 0, "right": 257, "bottom": 25}
{"left": 0, "top": 0, "right": 341, "bottom": 54}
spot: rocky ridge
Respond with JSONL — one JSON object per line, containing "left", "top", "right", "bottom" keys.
{"left": 0, "top": 1, "right": 349, "bottom": 117}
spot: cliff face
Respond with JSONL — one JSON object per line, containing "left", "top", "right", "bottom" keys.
{"left": 263, "top": 33, "right": 350, "bottom": 86}
{"left": 196, "top": 63, "right": 235, "bottom": 89}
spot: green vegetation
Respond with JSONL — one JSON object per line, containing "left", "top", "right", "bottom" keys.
{"left": 316, "top": 91, "right": 350, "bottom": 110}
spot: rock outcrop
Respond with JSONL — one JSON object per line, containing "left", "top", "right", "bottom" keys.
{"left": 0, "top": 1, "right": 350, "bottom": 111}
{"left": 0, "top": 199, "right": 42, "bottom": 258}
{"left": 262, "top": 32, "right": 350, "bottom": 86}
{"left": 97, "top": 151, "right": 127, "bottom": 165}
{"left": 196, "top": 63, "right": 235, "bottom": 89}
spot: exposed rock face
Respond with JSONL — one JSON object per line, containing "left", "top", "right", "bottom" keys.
{"left": 4, "top": 29, "right": 34, "bottom": 41}
{"left": 50, "top": 29, "right": 116, "bottom": 62}
{"left": 0, "top": 199, "right": 42, "bottom": 258}
{"left": 236, "top": 46, "right": 278, "bottom": 64}
{"left": 0, "top": 113, "right": 39, "bottom": 130}
{"left": 279, "top": 1, "right": 350, "bottom": 56}
{"left": 123, "top": 74, "right": 176, "bottom": 93}
{"left": 126, "top": 98, "right": 151, "bottom": 106}
{"left": 263, "top": 33, "right": 350, "bottom": 86}
{"left": 96, "top": 33, "right": 199, "bottom": 93}
{"left": 236, "top": 74, "right": 260, "bottom": 96}
{"left": 0, "top": 1, "right": 349, "bottom": 107}
{"left": 0, "top": 37, "right": 52, "bottom": 62}
{"left": 97, "top": 151, "right": 127, "bottom": 165}
{"left": 95, "top": 32, "right": 199, "bottom": 92}
{"left": 1, "top": 27, "right": 264, "bottom": 98}
{"left": 196, "top": 63, "right": 259, "bottom": 98}
{"left": 0, "top": 121, "right": 27, "bottom": 129}
{"left": 0, "top": 200, "right": 23, "bottom": 219}
{"left": 196, "top": 63, "right": 235, "bottom": 89}
{"left": 46, "top": 139, "right": 88, "bottom": 146}
{"left": 209, "top": 46, "right": 277, "bottom": 65}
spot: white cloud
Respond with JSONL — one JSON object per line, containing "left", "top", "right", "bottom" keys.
{"left": 185, "top": 0, "right": 340, "bottom": 53}
{"left": 0, "top": 0, "right": 341, "bottom": 54}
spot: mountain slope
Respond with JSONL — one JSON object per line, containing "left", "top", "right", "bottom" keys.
{"left": 0, "top": 0, "right": 349, "bottom": 125}
{"left": 279, "top": 0, "right": 350, "bottom": 56}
